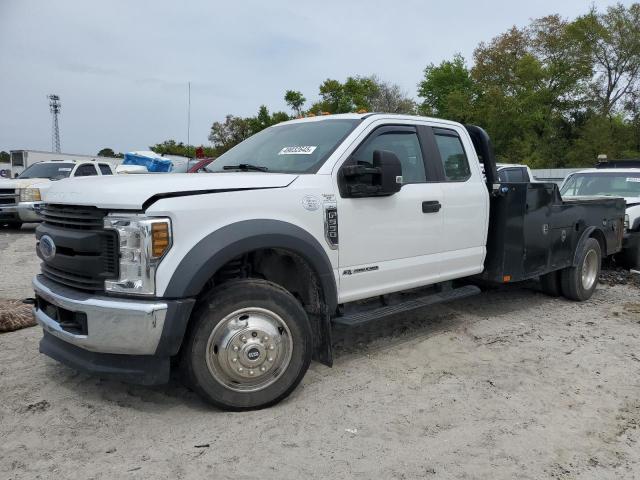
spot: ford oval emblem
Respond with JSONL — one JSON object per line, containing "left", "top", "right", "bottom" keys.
{"left": 39, "top": 235, "right": 56, "bottom": 261}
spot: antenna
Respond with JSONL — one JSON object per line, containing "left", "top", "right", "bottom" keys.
{"left": 48, "top": 94, "right": 61, "bottom": 153}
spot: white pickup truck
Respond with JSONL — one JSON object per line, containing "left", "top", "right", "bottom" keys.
{"left": 32, "top": 113, "right": 625, "bottom": 410}
{"left": 0, "top": 159, "right": 114, "bottom": 228}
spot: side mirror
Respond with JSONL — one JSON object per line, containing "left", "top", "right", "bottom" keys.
{"left": 339, "top": 150, "right": 403, "bottom": 198}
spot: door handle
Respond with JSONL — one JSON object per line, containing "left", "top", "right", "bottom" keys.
{"left": 422, "top": 201, "right": 441, "bottom": 213}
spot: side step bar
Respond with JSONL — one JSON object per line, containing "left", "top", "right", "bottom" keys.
{"left": 332, "top": 285, "right": 481, "bottom": 327}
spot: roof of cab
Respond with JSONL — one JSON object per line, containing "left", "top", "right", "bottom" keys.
{"left": 276, "top": 112, "right": 464, "bottom": 128}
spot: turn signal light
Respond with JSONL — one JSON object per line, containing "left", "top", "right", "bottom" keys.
{"left": 151, "top": 222, "right": 170, "bottom": 258}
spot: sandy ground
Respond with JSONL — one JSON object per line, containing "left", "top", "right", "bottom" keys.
{"left": 1, "top": 226, "right": 640, "bottom": 479}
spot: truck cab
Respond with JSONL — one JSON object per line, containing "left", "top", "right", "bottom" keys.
{"left": 0, "top": 159, "right": 114, "bottom": 228}
{"left": 31, "top": 114, "right": 625, "bottom": 410}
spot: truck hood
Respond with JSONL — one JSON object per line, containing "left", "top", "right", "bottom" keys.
{"left": 0, "top": 177, "right": 51, "bottom": 190}
{"left": 42, "top": 172, "right": 298, "bottom": 209}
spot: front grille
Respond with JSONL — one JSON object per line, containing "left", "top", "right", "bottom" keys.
{"left": 38, "top": 204, "right": 119, "bottom": 292}
{"left": 41, "top": 204, "right": 106, "bottom": 229}
{"left": 0, "top": 188, "right": 17, "bottom": 206}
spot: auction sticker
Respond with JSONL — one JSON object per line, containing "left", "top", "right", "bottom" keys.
{"left": 626, "top": 177, "right": 640, "bottom": 183}
{"left": 279, "top": 146, "right": 317, "bottom": 155}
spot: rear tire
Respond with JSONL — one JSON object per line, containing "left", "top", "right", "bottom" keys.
{"left": 560, "top": 238, "right": 601, "bottom": 301}
{"left": 182, "top": 279, "right": 312, "bottom": 411}
{"left": 540, "top": 270, "right": 562, "bottom": 297}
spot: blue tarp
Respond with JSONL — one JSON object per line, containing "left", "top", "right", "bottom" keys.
{"left": 122, "top": 152, "right": 173, "bottom": 173}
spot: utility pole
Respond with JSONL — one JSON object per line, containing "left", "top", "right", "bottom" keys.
{"left": 48, "top": 94, "right": 61, "bottom": 153}
{"left": 187, "top": 82, "right": 191, "bottom": 157}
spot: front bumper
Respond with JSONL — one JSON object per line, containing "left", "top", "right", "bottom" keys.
{"left": 0, "top": 205, "right": 19, "bottom": 222}
{"left": 623, "top": 230, "right": 640, "bottom": 251}
{"left": 17, "top": 201, "right": 43, "bottom": 222}
{"left": 33, "top": 275, "right": 195, "bottom": 384}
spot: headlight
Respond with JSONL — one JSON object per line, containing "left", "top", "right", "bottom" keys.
{"left": 19, "top": 187, "right": 41, "bottom": 202}
{"left": 104, "top": 214, "right": 172, "bottom": 296}
{"left": 624, "top": 214, "right": 630, "bottom": 231}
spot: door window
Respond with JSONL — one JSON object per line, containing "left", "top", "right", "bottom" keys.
{"left": 74, "top": 164, "right": 98, "bottom": 176}
{"left": 353, "top": 129, "right": 427, "bottom": 184}
{"left": 434, "top": 133, "right": 471, "bottom": 182}
{"left": 98, "top": 164, "right": 113, "bottom": 175}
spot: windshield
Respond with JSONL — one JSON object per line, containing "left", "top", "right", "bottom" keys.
{"left": 561, "top": 172, "right": 640, "bottom": 197}
{"left": 18, "top": 162, "right": 74, "bottom": 180}
{"left": 206, "top": 119, "right": 360, "bottom": 174}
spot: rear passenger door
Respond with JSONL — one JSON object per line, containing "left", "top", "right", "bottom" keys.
{"left": 431, "top": 127, "right": 489, "bottom": 281}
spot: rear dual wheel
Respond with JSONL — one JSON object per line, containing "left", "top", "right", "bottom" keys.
{"left": 182, "top": 279, "right": 312, "bottom": 411}
{"left": 540, "top": 238, "right": 601, "bottom": 301}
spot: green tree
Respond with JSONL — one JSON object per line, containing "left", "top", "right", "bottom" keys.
{"left": 284, "top": 90, "right": 306, "bottom": 117}
{"left": 571, "top": 3, "right": 640, "bottom": 116}
{"left": 418, "top": 54, "right": 475, "bottom": 120}
{"left": 0, "top": 151, "right": 9, "bottom": 163}
{"left": 97, "top": 148, "right": 117, "bottom": 157}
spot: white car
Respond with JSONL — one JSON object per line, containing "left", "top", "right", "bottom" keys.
{"left": 561, "top": 167, "right": 640, "bottom": 268}
{"left": 0, "top": 159, "right": 114, "bottom": 227}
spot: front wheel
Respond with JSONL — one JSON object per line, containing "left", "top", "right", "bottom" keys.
{"left": 182, "top": 279, "right": 312, "bottom": 410}
{"left": 560, "top": 238, "right": 602, "bottom": 301}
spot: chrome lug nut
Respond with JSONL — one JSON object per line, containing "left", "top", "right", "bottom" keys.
{"left": 262, "top": 336, "right": 269, "bottom": 342}
{"left": 232, "top": 345, "right": 239, "bottom": 352}
{"left": 249, "top": 370, "right": 254, "bottom": 376}
{"left": 268, "top": 357, "right": 274, "bottom": 362}
{"left": 231, "top": 357, "right": 237, "bottom": 363}
{"left": 268, "top": 345, "right": 275, "bottom": 350}
{"left": 240, "top": 335, "right": 247, "bottom": 343}
{"left": 260, "top": 366, "right": 266, "bottom": 372}
{"left": 238, "top": 367, "right": 244, "bottom": 372}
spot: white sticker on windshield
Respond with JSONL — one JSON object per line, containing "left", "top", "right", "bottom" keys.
{"left": 58, "top": 168, "right": 72, "bottom": 171}
{"left": 626, "top": 177, "right": 640, "bottom": 183}
{"left": 278, "top": 146, "right": 317, "bottom": 155}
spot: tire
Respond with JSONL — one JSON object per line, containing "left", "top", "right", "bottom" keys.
{"left": 560, "top": 238, "right": 602, "bottom": 301}
{"left": 540, "top": 270, "right": 562, "bottom": 297}
{"left": 0, "top": 221, "right": 21, "bottom": 229}
{"left": 616, "top": 245, "right": 640, "bottom": 270}
{"left": 181, "top": 279, "right": 312, "bottom": 411}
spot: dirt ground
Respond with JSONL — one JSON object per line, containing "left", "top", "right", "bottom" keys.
{"left": 1, "top": 226, "right": 639, "bottom": 479}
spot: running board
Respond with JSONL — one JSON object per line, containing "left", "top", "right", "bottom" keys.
{"left": 331, "top": 285, "right": 481, "bottom": 327}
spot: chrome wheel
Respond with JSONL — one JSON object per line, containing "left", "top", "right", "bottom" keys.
{"left": 205, "top": 307, "right": 293, "bottom": 393}
{"left": 581, "top": 249, "right": 599, "bottom": 291}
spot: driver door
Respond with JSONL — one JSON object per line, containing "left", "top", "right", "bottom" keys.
{"left": 335, "top": 124, "right": 444, "bottom": 303}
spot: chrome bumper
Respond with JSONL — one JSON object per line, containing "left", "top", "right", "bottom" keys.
{"left": 33, "top": 275, "right": 168, "bottom": 355}
{"left": 0, "top": 204, "right": 19, "bottom": 220}
{"left": 18, "top": 201, "right": 43, "bottom": 222}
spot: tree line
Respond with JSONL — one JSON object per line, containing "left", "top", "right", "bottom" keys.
{"left": 142, "top": 3, "right": 639, "bottom": 168}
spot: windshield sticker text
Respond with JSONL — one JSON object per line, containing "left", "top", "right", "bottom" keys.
{"left": 278, "top": 146, "right": 317, "bottom": 155}
{"left": 626, "top": 177, "right": 640, "bottom": 183}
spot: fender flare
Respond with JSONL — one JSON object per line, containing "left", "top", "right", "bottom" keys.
{"left": 163, "top": 219, "right": 338, "bottom": 312}
{"left": 572, "top": 226, "right": 603, "bottom": 267}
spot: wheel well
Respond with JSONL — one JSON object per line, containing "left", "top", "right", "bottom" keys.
{"left": 589, "top": 229, "right": 606, "bottom": 257}
{"left": 202, "top": 248, "right": 326, "bottom": 315}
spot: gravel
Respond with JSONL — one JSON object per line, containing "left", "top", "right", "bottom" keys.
{"left": 1, "top": 227, "right": 639, "bottom": 479}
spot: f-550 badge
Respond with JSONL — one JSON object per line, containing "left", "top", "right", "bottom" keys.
{"left": 342, "top": 266, "right": 379, "bottom": 276}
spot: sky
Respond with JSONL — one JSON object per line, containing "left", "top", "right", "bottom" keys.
{"left": 0, "top": 0, "right": 634, "bottom": 155}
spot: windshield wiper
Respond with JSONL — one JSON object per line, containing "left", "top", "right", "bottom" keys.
{"left": 222, "top": 164, "right": 269, "bottom": 172}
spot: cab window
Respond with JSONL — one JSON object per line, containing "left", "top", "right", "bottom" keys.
{"left": 74, "top": 164, "right": 98, "bottom": 177}
{"left": 434, "top": 131, "right": 471, "bottom": 182}
{"left": 98, "top": 164, "right": 113, "bottom": 175}
{"left": 353, "top": 127, "right": 427, "bottom": 184}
